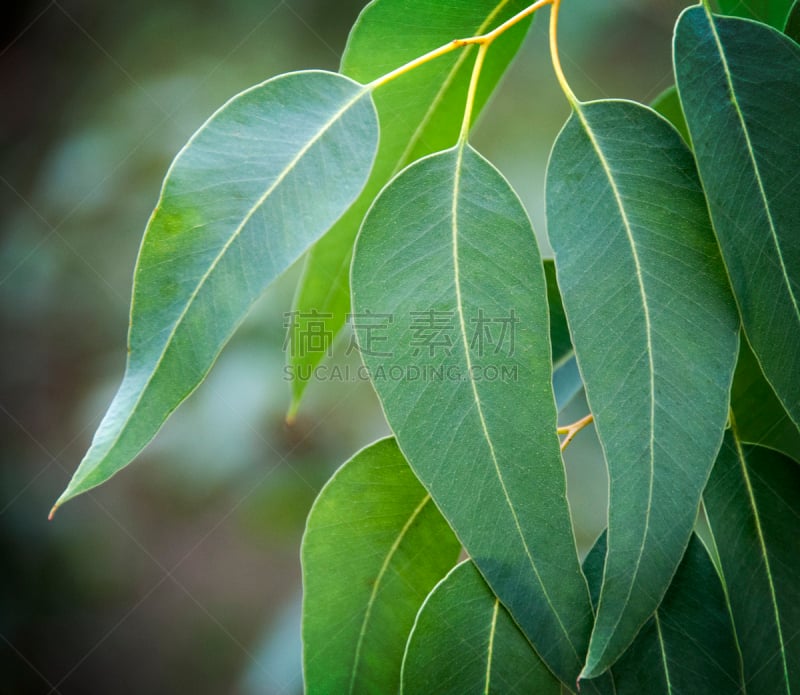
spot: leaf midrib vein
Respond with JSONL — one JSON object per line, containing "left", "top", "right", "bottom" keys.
{"left": 484, "top": 599, "right": 500, "bottom": 695}
{"left": 576, "top": 106, "right": 657, "bottom": 666}
{"left": 730, "top": 423, "right": 791, "bottom": 693}
{"left": 450, "top": 145, "right": 580, "bottom": 664}
{"left": 348, "top": 493, "right": 432, "bottom": 694}
{"left": 654, "top": 612, "right": 674, "bottom": 694}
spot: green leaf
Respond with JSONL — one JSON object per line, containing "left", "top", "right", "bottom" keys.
{"left": 544, "top": 258, "right": 572, "bottom": 367}
{"left": 401, "top": 562, "right": 561, "bottom": 695}
{"left": 650, "top": 85, "right": 690, "bottom": 144}
{"left": 731, "top": 334, "right": 800, "bottom": 462}
{"left": 545, "top": 99, "right": 739, "bottom": 678}
{"left": 54, "top": 71, "right": 379, "bottom": 512}
{"left": 302, "top": 437, "right": 460, "bottom": 694}
{"left": 715, "top": 0, "right": 794, "bottom": 28}
{"left": 703, "top": 429, "right": 800, "bottom": 692}
{"left": 545, "top": 258, "right": 583, "bottom": 413}
{"left": 786, "top": 0, "right": 800, "bottom": 41}
{"left": 675, "top": 7, "right": 800, "bottom": 430}
{"left": 351, "top": 145, "right": 596, "bottom": 689}
{"left": 287, "top": 0, "right": 533, "bottom": 417}
{"left": 582, "top": 534, "right": 744, "bottom": 694}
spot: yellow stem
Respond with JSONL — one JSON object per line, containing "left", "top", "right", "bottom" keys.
{"left": 480, "top": 0, "right": 554, "bottom": 42}
{"left": 459, "top": 42, "right": 489, "bottom": 144}
{"left": 549, "top": 0, "right": 578, "bottom": 106}
{"left": 367, "top": 40, "right": 465, "bottom": 91}
{"left": 558, "top": 413, "right": 593, "bottom": 452}
{"left": 367, "top": 0, "right": 554, "bottom": 92}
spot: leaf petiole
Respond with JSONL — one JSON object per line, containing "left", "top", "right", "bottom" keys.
{"left": 549, "top": 0, "right": 578, "bottom": 106}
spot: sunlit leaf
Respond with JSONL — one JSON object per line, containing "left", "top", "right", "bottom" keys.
{"left": 287, "top": 0, "right": 533, "bottom": 416}
{"left": 54, "top": 71, "right": 379, "bottom": 511}
{"left": 401, "top": 562, "right": 560, "bottom": 694}
{"left": 302, "top": 438, "right": 460, "bottom": 694}
{"left": 352, "top": 145, "right": 597, "bottom": 689}
{"left": 675, "top": 7, "right": 800, "bottom": 430}
{"left": 545, "top": 99, "right": 739, "bottom": 678}
{"left": 704, "top": 429, "right": 800, "bottom": 692}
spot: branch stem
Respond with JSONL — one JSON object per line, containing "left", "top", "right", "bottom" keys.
{"left": 367, "top": 0, "right": 553, "bottom": 91}
{"left": 558, "top": 413, "right": 594, "bottom": 452}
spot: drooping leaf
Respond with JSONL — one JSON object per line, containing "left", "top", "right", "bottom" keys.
{"left": 581, "top": 533, "right": 744, "bottom": 694}
{"left": 545, "top": 99, "right": 740, "bottom": 678}
{"left": 287, "top": 0, "right": 533, "bottom": 416}
{"left": 786, "top": 0, "right": 800, "bottom": 41}
{"left": 731, "top": 334, "right": 800, "bottom": 462}
{"left": 650, "top": 85, "right": 690, "bottom": 143}
{"left": 703, "top": 429, "right": 800, "bottom": 692}
{"left": 675, "top": 7, "right": 800, "bottom": 430}
{"left": 302, "top": 438, "right": 460, "bottom": 694}
{"left": 401, "top": 562, "right": 561, "bottom": 695}
{"left": 54, "top": 71, "right": 379, "bottom": 511}
{"left": 715, "top": 0, "right": 794, "bottom": 28}
{"left": 352, "top": 145, "right": 600, "bottom": 690}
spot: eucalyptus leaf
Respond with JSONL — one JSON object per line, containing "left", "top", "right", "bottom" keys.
{"left": 546, "top": 258, "right": 583, "bottom": 413}
{"left": 352, "top": 145, "right": 596, "bottom": 688}
{"left": 544, "top": 258, "right": 572, "bottom": 367}
{"left": 288, "top": 0, "right": 533, "bottom": 416}
{"left": 54, "top": 70, "right": 379, "bottom": 511}
{"left": 731, "top": 334, "right": 800, "bottom": 462}
{"left": 401, "top": 562, "right": 560, "bottom": 695}
{"left": 545, "top": 99, "right": 739, "bottom": 678}
{"left": 302, "top": 437, "right": 460, "bottom": 694}
{"left": 675, "top": 7, "right": 800, "bottom": 430}
{"left": 582, "top": 534, "right": 744, "bottom": 694}
{"left": 704, "top": 430, "right": 800, "bottom": 692}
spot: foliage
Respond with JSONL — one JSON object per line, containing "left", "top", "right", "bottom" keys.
{"left": 55, "top": 0, "right": 799, "bottom": 691}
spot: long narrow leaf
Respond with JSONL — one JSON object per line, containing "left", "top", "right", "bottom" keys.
{"left": 55, "top": 71, "right": 379, "bottom": 510}
{"left": 675, "top": 7, "right": 800, "bottom": 429}
{"left": 545, "top": 99, "right": 739, "bottom": 677}
{"left": 352, "top": 145, "right": 596, "bottom": 689}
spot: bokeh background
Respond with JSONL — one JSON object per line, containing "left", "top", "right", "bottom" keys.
{"left": 1, "top": 1, "right": 692, "bottom": 692}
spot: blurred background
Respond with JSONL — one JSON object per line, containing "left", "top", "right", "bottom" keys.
{"left": 1, "top": 0, "right": 692, "bottom": 692}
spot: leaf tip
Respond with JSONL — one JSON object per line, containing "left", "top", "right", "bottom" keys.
{"left": 578, "top": 660, "right": 601, "bottom": 682}
{"left": 48, "top": 502, "right": 59, "bottom": 521}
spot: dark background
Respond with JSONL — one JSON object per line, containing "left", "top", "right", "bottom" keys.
{"left": 1, "top": 1, "right": 690, "bottom": 692}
